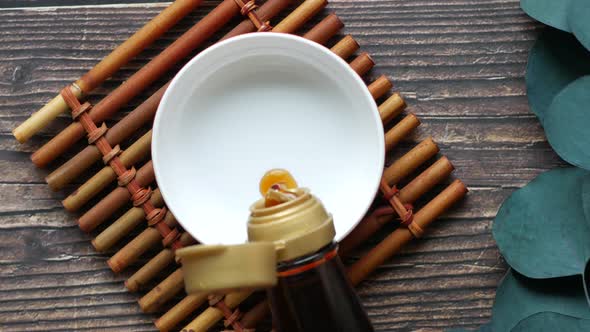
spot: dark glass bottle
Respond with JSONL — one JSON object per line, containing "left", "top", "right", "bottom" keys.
{"left": 268, "top": 242, "right": 375, "bottom": 332}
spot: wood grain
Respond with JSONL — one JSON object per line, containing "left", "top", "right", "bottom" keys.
{"left": 0, "top": 0, "right": 559, "bottom": 331}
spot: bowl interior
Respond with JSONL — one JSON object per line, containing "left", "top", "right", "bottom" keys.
{"left": 153, "top": 33, "right": 384, "bottom": 245}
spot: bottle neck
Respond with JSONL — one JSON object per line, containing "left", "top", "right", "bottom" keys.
{"left": 276, "top": 243, "right": 338, "bottom": 277}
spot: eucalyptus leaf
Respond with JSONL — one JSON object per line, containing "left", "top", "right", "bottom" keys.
{"left": 490, "top": 270, "right": 590, "bottom": 332}
{"left": 568, "top": 0, "right": 590, "bottom": 51}
{"left": 520, "top": 0, "right": 571, "bottom": 32}
{"left": 512, "top": 312, "right": 590, "bottom": 331}
{"left": 544, "top": 76, "right": 590, "bottom": 170}
{"left": 493, "top": 167, "right": 590, "bottom": 279}
{"left": 583, "top": 175, "right": 590, "bottom": 224}
{"left": 525, "top": 29, "right": 590, "bottom": 122}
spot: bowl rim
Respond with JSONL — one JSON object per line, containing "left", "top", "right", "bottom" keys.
{"left": 152, "top": 32, "right": 385, "bottom": 244}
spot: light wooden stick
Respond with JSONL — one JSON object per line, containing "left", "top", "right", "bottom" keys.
{"left": 182, "top": 291, "right": 253, "bottom": 331}
{"left": 62, "top": 130, "right": 152, "bottom": 212}
{"left": 139, "top": 268, "right": 185, "bottom": 313}
{"left": 348, "top": 180, "right": 468, "bottom": 285}
{"left": 156, "top": 293, "right": 209, "bottom": 332}
{"left": 271, "top": 0, "right": 326, "bottom": 33}
{"left": 331, "top": 35, "right": 359, "bottom": 59}
{"left": 126, "top": 232, "right": 196, "bottom": 292}
{"left": 92, "top": 189, "right": 164, "bottom": 252}
{"left": 108, "top": 211, "right": 177, "bottom": 273}
{"left": 383, "top": 137, "right": 439, "bottom": 185}
{"left": 12, "top": 0, "right": 203, "bottom": 143}
{"left": 385, "top": 114, "right": 420, "bottom": 151}
{"left": 380, "top": 93, "right": 406, "bottom": 124}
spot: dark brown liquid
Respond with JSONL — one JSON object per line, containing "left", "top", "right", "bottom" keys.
{"left": 268, "top": 243, "right": 374, "bottom": 332}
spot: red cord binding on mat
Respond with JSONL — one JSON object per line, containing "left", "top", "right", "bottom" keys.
{"left": 379, "top": 178, "right": 424, "bottom": 238}
{"left": 207, "top": 294, "right": 254, "bottom": 332}
{"left": 60, "top": 87, "right": 183, "bottom": 250}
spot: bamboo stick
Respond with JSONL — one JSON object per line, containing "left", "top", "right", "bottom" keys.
{"left": 46, "top": 0, "right": 295, "bottom": 190}
{"left": 62, "top": 130, "right": 152, "bottom": 212}
{"left": 382, "top": 137, "right": 439, "bottom": 185}
{"left": 385, "top": 114, "right": 420, "bottom": 151}
{"left": 77, "top": 160, "right": 156, "bottom": 232}
{"left": 126, "top": 232, "right": 196, "bottom": 292}
{"left": 156, "top": 293, "right": 209, "bottom": 332}
{"left": 12, "top": 0, "right": 203, "bottom": 143}
{"left": 369, "top": 75, "right": 393, "bottom": 100}
{"left": 349, "top": 52, "right": 375, "bottom": 77}
{"left": 272, "top": 0, "right": 326, "bottom": 33}
{"left": 92, "top": 189, "right": 164, "bottom": 252}
{"left": 31, "top": 0, "right": 251, "bottom": 168}
{"left": 108, "top": 211, "right": 177, "bottom": 273}
{"left": 331, "top": 35, "right": 359, "bottom": 59}
{"left": 339, "top": 156, "right": 455, "bottom": 255}
{"left": 348, "top": 180, "right": 468, "bottom": 285}
{"left": 302, "top": 13, "right": 343, "bottom": 45}
{"left": 140, "top": 268, "right": 186, "bottom": 313}
{"left": 182, "top": 291, "right": 253, "bottom": 331}
{"left": 380, "top": 93, "right": 406, "bottom": 124}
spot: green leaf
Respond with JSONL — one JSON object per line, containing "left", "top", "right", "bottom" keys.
{"left": 521, "top": 0, "right": 571, "bottom": 32}
{"left": 493, "top": 168, "right": 590, "bottom": 279}
{"left": 583, "top": 175, "right": 590, "bottom": 224}
{"left": 568, "top": 0, "right": 590, "bottom": 51}
{"left": 525, "top": 29, "right": 590, "bottom": 122}
{"left": 512, "top": 312, "right": 590, "bottom": 331}
{"left": 490, "top": 270, "right": 590, "bottom": 332}
{"left": 544, "top": 76, "right": 590, "bottom": 170}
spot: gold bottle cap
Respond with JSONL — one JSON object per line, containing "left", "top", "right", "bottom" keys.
{"left": 248, "top": 189, "right": 335, "bottom": 262}
{"left": 178, "top": 171, "right": 335, "bottom": 294}
{"left": 176, "top": 242, "right": 277, "bottom": 294}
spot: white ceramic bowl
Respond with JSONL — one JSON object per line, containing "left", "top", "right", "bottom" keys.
{"left": 153, "top": 33, "right": 384, "bottom": 245}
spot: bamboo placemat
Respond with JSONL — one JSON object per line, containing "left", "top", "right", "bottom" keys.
{"left": 11, "top": 0, "right": 467, "bottom": 330}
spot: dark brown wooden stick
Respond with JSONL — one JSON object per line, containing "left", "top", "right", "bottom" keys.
{"left": 369, "top": 75, "right": 393, "bottom": 99}
{"left": 302, "top": 13, "right": 343, "bottom": 44}
{"left": 349, "top": 52, "right": 375, "bottom": 77}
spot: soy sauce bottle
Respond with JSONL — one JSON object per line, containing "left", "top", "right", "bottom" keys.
{"left": 270, "top": 242, "right": 373, "bottom": 332}
{"left": 177, "top": 171, "right": 374, "bottom": 332}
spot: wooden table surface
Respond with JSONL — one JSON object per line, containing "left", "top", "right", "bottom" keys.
{"left": 0, "top": 0, "right": 560, "bottom": 331}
